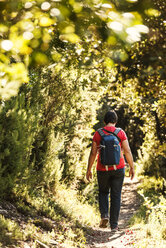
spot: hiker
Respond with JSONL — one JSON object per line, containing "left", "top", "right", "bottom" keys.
{"left": 86, "top": 110, "right": 135, "bottom": 231}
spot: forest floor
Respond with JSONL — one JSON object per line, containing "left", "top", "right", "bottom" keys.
{"left": 85, "top": 176, "right": 141, "bottom": 248}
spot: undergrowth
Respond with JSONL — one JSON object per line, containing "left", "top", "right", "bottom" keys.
{"left": 130, "top": 176, "right": 166, "bottom": 248}
{"left": 0, "top": 180, "right": 99, "bottom": 248}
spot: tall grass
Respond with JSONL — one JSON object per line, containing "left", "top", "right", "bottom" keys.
{"left": 130, "top": 176, "right": 166, "bottom": 248}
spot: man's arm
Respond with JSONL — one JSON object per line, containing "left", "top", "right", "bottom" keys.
{"left": 122, "top": 139, "right": 135, "bottom": 180}
{"left": 86, "top": 141, "right": 98, "bottom": 181}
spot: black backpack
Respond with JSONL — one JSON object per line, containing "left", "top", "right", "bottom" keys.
{"left": 97, "top": 128, "right": 121, "bottom": 166}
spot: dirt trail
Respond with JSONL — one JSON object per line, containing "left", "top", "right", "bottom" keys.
{"left": 85, "top": 177, "right": 141, "bottom": 248}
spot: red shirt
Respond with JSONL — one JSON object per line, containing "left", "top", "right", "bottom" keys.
{"left": 93, "top": 126, "right": 127, "bottom": 171}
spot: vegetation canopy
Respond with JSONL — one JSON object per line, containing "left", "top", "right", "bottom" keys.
{"left": 0, "top": 0, "right": 165, "bottom": 247}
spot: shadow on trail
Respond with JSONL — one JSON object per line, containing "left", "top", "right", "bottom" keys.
{"left": 85, "top": 227, "right": 126, "bottom": 248}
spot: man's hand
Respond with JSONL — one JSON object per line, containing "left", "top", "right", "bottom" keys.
{"left": 86, "top": 170, "right": 92, "bottom": 182}
{"left": 122, "top": 140, "right": 135, "bottom": 180}
{"left": 86, "top": 141, "right": 97, "bottom": 182}
{"left": 129, "top": 167, "right": 135, "bottom": 180}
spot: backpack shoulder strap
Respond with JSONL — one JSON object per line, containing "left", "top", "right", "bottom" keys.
{"left": 114, "top": 128, "right": 121, "bottom": 136}
{"left": 114, "top": 128, "right": 121, "bottom": 142}
{"left": 102, "top": 128, "right": 121, "bottom": 142}
{"left": 98, "top": 128, "right": 122, "bottom": 141}
{"left": 97, "top": 128, "right": 105, "bottom": 137}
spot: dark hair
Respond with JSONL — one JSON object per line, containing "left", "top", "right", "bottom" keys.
{"left": 104, "top": 110, "right": 118, "bottom": 124}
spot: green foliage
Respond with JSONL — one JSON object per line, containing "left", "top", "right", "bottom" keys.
{"left": 0, "top": 0, "right": 148, "bottom": 100}
{"left": 139, "top": 176, "right": 166, "bottom": 197}
{"left": 0, "top": 60, "right": 103, "bottom": 199}
{"left": 0, "top": 0, "right": 165, "bottom": 247}
{"left": 0, "top": 215, "right": 23, "bottom": 246}
{"left": 131, "top": 177, "right": 166, "bottom": 248}
{"left": 0, "top": 59, "right": 102, "bottom": 246}
{"left": 0, "top": 94, "right": 39, "bottom": 195}
{"left": 136, "top": 128, "right": 166, "bottom": 179}
{"left": 101, "top": 0, "right": 166, "bottom": 179}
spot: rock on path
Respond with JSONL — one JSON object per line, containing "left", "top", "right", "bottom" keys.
{"left": 86, "top": 177, "right": 141, "bottom": 248}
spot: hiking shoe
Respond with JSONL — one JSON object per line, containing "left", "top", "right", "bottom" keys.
{"left": 99, "top": 218, "right": 109, "bottom": 228}
{"left": 111, "top": 226, "right": 119, "bottom": 233}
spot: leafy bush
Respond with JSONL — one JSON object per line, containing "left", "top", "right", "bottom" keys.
{"left": 131, "top": 177, "right": 166, "bottom": 248}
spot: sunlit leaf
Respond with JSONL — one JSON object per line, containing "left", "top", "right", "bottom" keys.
{"left": 73, "top": 3, "right": 83, "bottom": 13}
{"left": 126, "top": 27, "right": 141, "bottom": 43}
{"left": 34, "top": 52, "right": 49, "bottom": 64}
{"left": 62, "top": 25, "right": 75, "bottom": 34}
{"left": 0, "top": 54, "right": 10, "bottom": 63}
{"left": 59, "top": 33, "right": 80, "bottom": 43}
{"left": 104, "top": 57, "right": 114, "bottom": 68}
{"left": 23, "top": 31, "right": 34, "bottom": 40}
{"left": 59, "top": 5, "right": 70, "bottom": 17}
{"left": 135, "top": 25, "right": 149, "bottom": 33}
{"left": 41, "top": 2, "right": 51, "bottom": 11}
{"left": 50, "top": 8, "right": 61, "bottom": 17}
{"left": 31, "top": 39, "right": 40, "bottom": 48}
{"left": 107, "top": 21, "right": 123, "bottom": 32}
{"left": 126, "top": 0, "right": 138, "bottom": 2}
{"left": 0, "top": 80, "right": 22, "bottom": 100}
{"left": 145, "top": 8, "right": 161, "bottom": 17}
{"left": 42, "top": 33, "right": 51, "bottom": 43}
{"left": 24, "top": 2, "right": 33, "bottom": 9}
{"left": 107, "top": 36, "right": 117, "bottom": 45}
{"left": 1, "top": 40, "right": 13, "bottom": 51}
{"left": 39, "top": 17, "right": 55, "bottom": 27}
{"left": 101, "top": 3, "right": 113, "bottom": 9}
{"left": 0, "top": 24, "right": 8, "bottom": 33}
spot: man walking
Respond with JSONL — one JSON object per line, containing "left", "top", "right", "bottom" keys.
{"left": 86, "top": 110, "right": 135, "bottom": 231}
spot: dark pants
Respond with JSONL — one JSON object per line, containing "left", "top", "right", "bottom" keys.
{"left": 97, "top": 168, "right": 125, "bottom": 229}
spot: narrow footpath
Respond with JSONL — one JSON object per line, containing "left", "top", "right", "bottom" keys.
{"left": 85, "top": 177, "right": 141, "bottom": 248}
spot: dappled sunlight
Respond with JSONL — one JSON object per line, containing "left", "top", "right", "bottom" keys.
{"left": 55, "top": 185, "right": 100, "bottom": 226}
{"left": 0, "top": 0, "right": 165, "bottom": 247}
{"left": 0, "top": 0, "right": 151, "bottom": 99}
{"left": 1, "top": 39, "right": 13, "bottom": 51}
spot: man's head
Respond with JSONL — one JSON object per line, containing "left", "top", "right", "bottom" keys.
{"left": 104, "top": 110, "right": 118, "bottom": 124}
